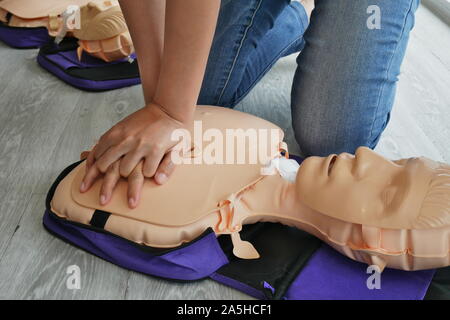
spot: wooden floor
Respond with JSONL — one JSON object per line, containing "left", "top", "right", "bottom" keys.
{"left": 0, "top": 5, "right": 448, "bottom": 299}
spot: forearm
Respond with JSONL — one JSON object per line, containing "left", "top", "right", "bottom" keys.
{"left": 153, "top": 0, "right": 220, "bottom": 123}
{"left": 119, "top": 0, "right": 165, "bottom": 104}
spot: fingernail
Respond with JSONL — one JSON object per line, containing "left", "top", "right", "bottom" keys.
{"left": 100, "top": 195, "right": 106, "bottom": 205}
{"left": 80, "top": 182, "right": 86, "bottom": 192}
{"left": 129, "top": 197, "right": 136, "bottom": 208}
{"left": 156, "top": 173, "right": 167, "bottom": 184}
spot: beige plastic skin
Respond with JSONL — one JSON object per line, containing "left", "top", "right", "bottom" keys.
{"left": 50, "top": 106, "right": 450, "bottom": 271}
{"left": 0, "top": 0, "right": 90, "bottom": 20}
{"left": 77, "top": 31, "right": 133, "bottom": 63}
{"left": 74, "top": 1, "right": 134, "bottom": 62}
{"left": 0, "top": 0, "right": 133, "bottom": 62}
{"left": 296, "top": 150, "right": 449, "bottom": 229}
{"left": 72, "top": 1, "right": 127, "bottom": 40}
{"left": 0, "top": 0, "right": 90, "bottom": 34}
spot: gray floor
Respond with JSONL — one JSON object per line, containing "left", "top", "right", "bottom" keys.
{"left": 0, "top": 5, "right": 449, "bottom": 299}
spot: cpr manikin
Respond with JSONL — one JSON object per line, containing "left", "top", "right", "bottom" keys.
{"left": 50, "top": 106, "right": 450, "bottom": 272}
{"left": 0, "top": 0, "right": 133, "bottom": 62}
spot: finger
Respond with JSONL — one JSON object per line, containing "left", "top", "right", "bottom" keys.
{"left": 119, "top": 150, "right": 145, "bottom": 178}
{"left": 80, "top": 163, "right": 101, "bottom": 193}
{"left": 154, "top": 152, "right": 176, "bottom": 185}
{"left": 99, "top": 161, "right": 120, "bottom": 205}
{"left": 127, "top": 164, "right": 144, "bottom": 209}
{"left": 95, "top": 142, "right": 133, "bottom": 173}
{"left": 93, "top": 132, "right": 121, "bottom": 161}
{"left": 142, "top": 150, "right": 164, "bottom": 178}
{"left": 86, "top": 147, "right": 96, "bottom": 170}
{"left": 80, "top": 151, "right": 90, "bottom": 161}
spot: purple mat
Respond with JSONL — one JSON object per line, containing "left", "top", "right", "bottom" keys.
{"left": 37, "top": 53, "right": 141, "bottom": 91}
{"left": 210, "top": 272, "right": 267, "bottom": 300}
{"left": 45, "top": 49, "right": 136, "bottom": 69}
{"left": 284, "top": 244, "right": 436, "bottom": 300}
{"left": 43, "top": 209, "right": 228, "bottom": 281}
{"left": 0, "top": 25, "right": 50, "bottom": 48}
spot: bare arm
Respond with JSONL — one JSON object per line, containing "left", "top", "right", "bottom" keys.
{"left": 82, "top": 0, "right": 221, "bottom": 208}
{"left": 153, "top": 0, "right": 220, "bottom": 122}
{"left": 119, "top": 0, "right": 165, "bottom": 104}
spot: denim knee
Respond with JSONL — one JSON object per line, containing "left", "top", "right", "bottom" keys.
{"left": 290, "top": 0, "right": 418, "bottom": 157}
{"left": 292, "top": 112, "right": 387, "bottom": 157}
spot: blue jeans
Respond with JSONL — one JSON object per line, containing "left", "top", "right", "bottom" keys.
{"left": 198, "top": 0, "right": 420, "bottom": 157}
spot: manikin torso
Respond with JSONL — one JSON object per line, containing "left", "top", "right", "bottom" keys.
{"left": 51, "top": 106, "right": 450, "bottom": 271}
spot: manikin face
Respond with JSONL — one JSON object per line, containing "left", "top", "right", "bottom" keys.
{"left": 296, "top": 147, "right": 438, "bottom": 228}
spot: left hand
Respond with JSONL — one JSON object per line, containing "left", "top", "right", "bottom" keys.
{"left": 82, "top": 158, "right": 171, "bottom": 209}
{"left": 80, "top": 102, "right": 186, "bottom": 208}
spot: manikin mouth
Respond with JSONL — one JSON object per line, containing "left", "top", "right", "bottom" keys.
{"left": 327, "top": 155, "right": 337, "bottom": 176}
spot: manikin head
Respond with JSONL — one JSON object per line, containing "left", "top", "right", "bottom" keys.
{"left": 296, "top": 147, "right": 450, "bottom": 229}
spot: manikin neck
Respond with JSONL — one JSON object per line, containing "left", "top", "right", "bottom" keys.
{"left": 227, "top": 173, "right": 326, "bottom": 259}
{"left": 235, "top": 173, "right": 319, "bottom": 227}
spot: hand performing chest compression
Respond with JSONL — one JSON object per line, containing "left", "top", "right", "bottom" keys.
{"left": 79, "top": 102, "right": 186, "bottom": 209}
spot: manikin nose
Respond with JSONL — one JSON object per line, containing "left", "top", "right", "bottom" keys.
{"left": 348, "top": 147, "right": 377, "bottom": 178}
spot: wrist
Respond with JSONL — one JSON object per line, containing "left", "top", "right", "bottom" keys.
{"left": 146, "top": 101, "right": 194, "bottom": 125}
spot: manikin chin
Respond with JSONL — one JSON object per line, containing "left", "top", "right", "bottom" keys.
{"left": 51, "top": 106, "right": 450, "bottom": 272}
